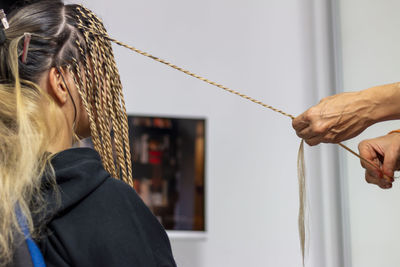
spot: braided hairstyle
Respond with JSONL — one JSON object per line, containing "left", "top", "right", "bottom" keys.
{"left": 4, "top": 1, "right": 133, "bottom": 185}
{"left": 0, "top": 0, "right": 133, "bottom": 264}
{"left": 72, "top": 5, "right": 133, "bottom": 185}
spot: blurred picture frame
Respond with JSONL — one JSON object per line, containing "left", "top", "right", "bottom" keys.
{"left": 80, "top": 115, "right": 206, "bottom": 233}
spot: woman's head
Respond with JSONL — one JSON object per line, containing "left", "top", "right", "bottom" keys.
{"left": 1, "top": 0, "right": 132, "bottom": 180}
{"left": 1, "top": 1, "right": 90, "bottom": 140}
{"left": 0, "top": 1, "right": 133, "bottom": 264}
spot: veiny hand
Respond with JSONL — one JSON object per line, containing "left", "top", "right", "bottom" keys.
{"left": 292, "top": 91, "right": 377, "bottom": 146}
{"left": 358, "top": 133, "right": 400, "bottom": 189}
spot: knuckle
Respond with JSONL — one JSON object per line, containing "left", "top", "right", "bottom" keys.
{"left": 358, "top": 140, "right": 369, "bottom": 153}
{"left": 358, "top": 141, "right": 364, "bottom": 151}
{"left": 325, "top": 133, "right": 336, "bottom": 143}
{"left": 365, "top": 176, "right": 372, "bottom": 184}
{"left": 305, "top": 139, "right": 318, "bottom": 146}
{"left": 312, "top": 123, "right": 326, "bottom": 135}
{"left": 305, "top": 140, "right": 313, "bottom": 146}
{"left": 292, "top": 119, "right": 302, "bottom": 131}
{"left": 307, "top": 106, "right": 318, "bottom": 117}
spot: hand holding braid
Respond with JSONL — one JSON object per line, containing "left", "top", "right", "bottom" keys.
{"left": 292, "top": 83, "right": 400, "bottom": 146}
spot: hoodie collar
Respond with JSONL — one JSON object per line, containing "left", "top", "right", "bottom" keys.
{"left": 41, "top": 148, "right": 110, "bottom": 220}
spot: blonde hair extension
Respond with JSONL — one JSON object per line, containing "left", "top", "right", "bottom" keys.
{"left": 0, "top": 35, "right": 61, "bottom": 265}
{"left": 297, "top": 139, "right": 307, "bottom": 266}
{"left": 72, "top": 6, "right": 134, "bottom": 186}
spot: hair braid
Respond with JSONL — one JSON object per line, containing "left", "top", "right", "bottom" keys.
{"left": 87, "top": 38, "right": 113, "bottom": 173}
{"left": 92, "top": 39, "right": 117, "bottom": 178}
{"left": 81, "top": 13, "right": 128, "bottom": 183}
{"left": 69, "top": 57, "right": 102, "bottom": 157}
{"left": 95, "top": 52, "right": 128, "bottom": 181}
{"left": 75, "top": 7, "right": 121, "bottom": 178}
{"left": 85, "top": 7, "right": 134, "bottom": 183}
{"left": 74, "top": 6, "right": 133, "bottom": 185}
{"left": 74, "top": 40, "right": 104, "bottom": 159}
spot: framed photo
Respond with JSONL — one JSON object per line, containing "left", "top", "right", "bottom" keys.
{"left": 80, "top": 115, "right": 206, "bottom": 232}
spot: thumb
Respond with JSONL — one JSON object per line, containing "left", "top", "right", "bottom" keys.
{"left": 383, "top": 148, "right": 397, "bottom": 181}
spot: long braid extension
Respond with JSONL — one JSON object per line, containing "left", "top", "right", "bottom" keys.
{"left": 88, "top": 37, "right": 113, "bottom": 173}
{"left": 72, "top": 45, "right": 103, "bottom": 164}
{"left": 70, "top": 57, "right": 102, "bottom": 158}
{"left": 75, "top": 7, "right": 133, "bottom": 185}
{"left": 94, "top": 40, "right": 117, "bottom": 178}
{"left": 78, "top": 6, "right": 133, "bottom": 184}
{"left": 84, "top": 11, "right": 117, "bottom": 178}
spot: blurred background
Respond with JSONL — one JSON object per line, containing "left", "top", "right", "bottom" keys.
{"left": 72, "top": 0, "right": 339, "bottom": 266}
{"left": 5, "top": 0, "right": 399, "bottom": 266}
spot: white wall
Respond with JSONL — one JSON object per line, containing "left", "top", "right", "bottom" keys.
{"left": 72, "top": 0, "right": 344, "bottom": 266}
{"left": 336, "top": 0, "right": 400, "bottom": 267}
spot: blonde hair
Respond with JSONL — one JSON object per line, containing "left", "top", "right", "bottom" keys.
{"left": 0, "top": 1, "right": 133, "bottom": 264}
{"left": 0, "top": 36, "right": 61, "bottom": 264}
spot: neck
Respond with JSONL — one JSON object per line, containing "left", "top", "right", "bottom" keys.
{"left": 47, "top": 115, "right": 74, "bottom": 154}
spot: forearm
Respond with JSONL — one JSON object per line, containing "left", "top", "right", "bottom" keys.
{"left": 363, "top": 82, "right": 400, "bottom": 123}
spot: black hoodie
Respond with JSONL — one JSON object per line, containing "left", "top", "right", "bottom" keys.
{"left": 36, "top": 147, "right": 177, "bottom": 267}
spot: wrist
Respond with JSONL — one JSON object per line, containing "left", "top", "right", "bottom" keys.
{"left": 388, "top": 129, "right": 400, "bottom": 135}
{"left": 362, "top": 83, "right": 400, "bottom": 123}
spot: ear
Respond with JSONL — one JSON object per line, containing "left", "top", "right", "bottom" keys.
{"left": 48, "top": 67, "right": 68, "bottom": 105}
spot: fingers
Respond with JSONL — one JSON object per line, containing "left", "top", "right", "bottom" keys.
{"left": 292, "top": 115, "right": 309, "bottom": 135}
{"left": 358, "top": 140, "right": 381, "bottom": 178}
{"left": 364, "top": 170, "right": 392, "bottom": 189}
{"left": 293, "top": 113, "right": 327, "bottom": 146}
{"left": 293, "top": 107, "right": 335, "bottom": 145}
{"left": 382, "top": 147, "right": 398, "bottom": 179}
{"left": 358, "top": 137, "right": 395, "bottom": 188}
{"left": 304, "top": 136, "right": 322, "bottom": 146}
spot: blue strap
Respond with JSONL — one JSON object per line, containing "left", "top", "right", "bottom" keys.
{"left": 16, "top": 207, "right": 46, "bottom": 267}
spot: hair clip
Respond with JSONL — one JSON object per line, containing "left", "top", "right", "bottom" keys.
{"left": 0, "top": 9, "right": 8, "bottom": 45}
{"left": 21, "top": 33, "right": 32, "bottom": 63}
{"left": 0, "top": 9, "right": 9, "bottom": 30}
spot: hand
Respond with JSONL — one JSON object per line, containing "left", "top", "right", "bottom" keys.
{"left": 292, "top": 91, "right": 376, "bottom": 146}
{"left": 358, "top": 133, "right": 400, "bottom": 189}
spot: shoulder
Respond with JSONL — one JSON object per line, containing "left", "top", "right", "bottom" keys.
{"left": 41, "top": 177, "right": 176, "bottom": 267}
{"left": 89, "top": 177, "right": 151, "bottom": 216}
{"left": 97, "top": 177, "right": 138, "bottom": 201}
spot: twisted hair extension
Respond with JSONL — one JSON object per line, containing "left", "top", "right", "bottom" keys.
{"left": 297, "top": 140, "right": 307, "bottom": 266}
{"left": 91, "top": 40, "right": 116, "bottom": 176}
{"left": 80, "top": 5, "right": 134, "bottom": 186}
{"left": 70, "top": 7, "right": 133, "bottom": 186}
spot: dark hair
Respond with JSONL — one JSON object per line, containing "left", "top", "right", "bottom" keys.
{"left": 1, "top": 0, "right": 43, "bottom": 15}
{"left": 0, "top": 0, "right": 86, "bottom": 83}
